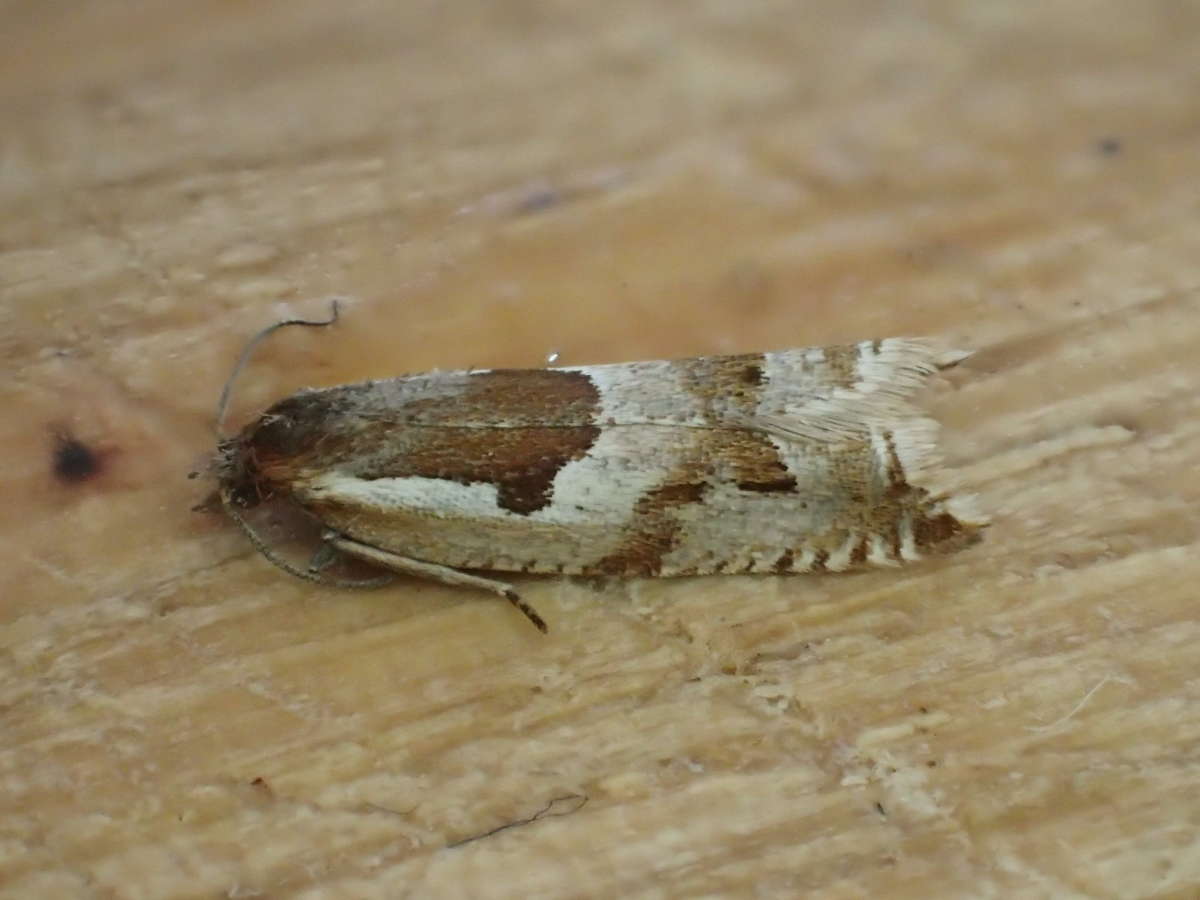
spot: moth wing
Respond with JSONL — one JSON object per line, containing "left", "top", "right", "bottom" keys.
{"left": 738, "top": 390, "right": 947, "bottom": 489}
{"left": 742, "top": 409, "right": 872, "bottom": 444}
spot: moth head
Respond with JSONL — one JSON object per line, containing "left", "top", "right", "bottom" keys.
{"left": 189, "top": 435, "right": 263, "bottom": 514}
{"left": 205, "top": 301, "right": 342, "bottom": 512}
{"left": 211, "top": 434, "right": 269, "bottom": 510}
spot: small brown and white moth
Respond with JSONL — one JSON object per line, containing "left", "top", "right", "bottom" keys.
{"left": 207, "top": 304, "right": 986, "bottom": 632}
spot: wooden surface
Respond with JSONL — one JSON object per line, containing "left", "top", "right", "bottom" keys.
{"left": 3, "top": 2, "right": 1200, "bottom": 897}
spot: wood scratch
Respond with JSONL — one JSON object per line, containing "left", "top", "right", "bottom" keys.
{"left": 447, "top": 794, "right": 588, "bottom": 848}
{"left": 1026, "top": 675, "right": 1122, "bottom": 733}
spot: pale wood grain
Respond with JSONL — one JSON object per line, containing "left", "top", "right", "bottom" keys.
{"left": 3, "top": 1, "right": 1200, "bottom": 897}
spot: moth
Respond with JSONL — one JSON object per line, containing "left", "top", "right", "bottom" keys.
{"left": 206, "top": 304, "right": 986, "bottom": 633}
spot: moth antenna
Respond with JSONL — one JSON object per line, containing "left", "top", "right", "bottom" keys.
{"left": 504, "top": 589, "right": 549, "bottom": 633}
{"left": 219, "top": 488, "right": 395, "bottom": 589}
{"left": 216, "top": 300, "right": 342, "bottom": 438}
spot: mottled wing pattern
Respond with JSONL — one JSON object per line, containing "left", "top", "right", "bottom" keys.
{"left": 230, "top": 339, "right": 985, "bottom": 576}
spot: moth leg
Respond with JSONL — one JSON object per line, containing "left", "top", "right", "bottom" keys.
{"left": 307, "top": 541, "right": 339, "bottom": 574}
{"left": 324, "top": 534, "right": 548, "bottom": 634}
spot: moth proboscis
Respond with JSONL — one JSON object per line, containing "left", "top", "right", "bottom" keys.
{"left": 202, "top": 302, "right": 987, "bottom": 633}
